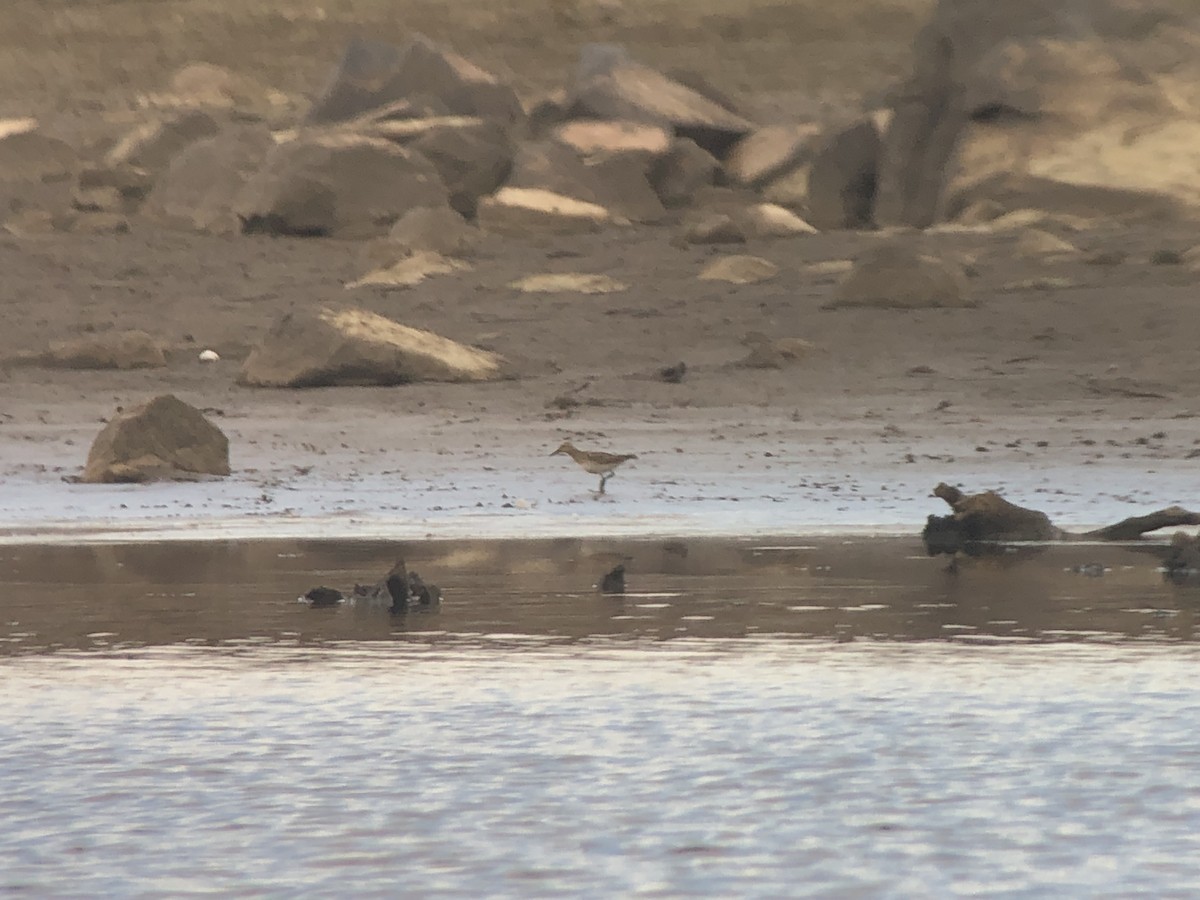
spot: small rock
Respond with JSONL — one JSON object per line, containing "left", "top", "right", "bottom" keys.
{"left": 681, "top": 210, "right": 745, "bottom": 245}
{"left": 699, "top": 254, "right": 779, "bottom": 284}
{"left": 477, "top": 187, "right": 617, "bottom": 235}
{"left": 658, "top": 362, "right": 687, "bottom": 383}
{"left": 736, "top": 332, "right": 816, "bottom": 368}
{"left": 826, "top": 242, "right": 973, "bottom": 309}
{"left": 739, "top": 203, "right": 816, "bottom": 238}
{"left": 348, "top": 251, "right": 469, "bottom": 289}
{"left": 1014, "top": 228, "right": 1078, "bottom": 259}
{"left": 509, "top": 273, "right": 628, "bottom": 294}
{"left": 1151, "top": 248, "right": 1183, "bottom": 265}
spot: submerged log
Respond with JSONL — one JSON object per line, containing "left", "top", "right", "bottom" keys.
{"left": 923, "top": 482, "right": 1199, "bottom": 556}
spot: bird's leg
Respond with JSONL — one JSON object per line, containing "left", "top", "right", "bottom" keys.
{"left": 598, "top": 473, "right": 608, "bottom": 494}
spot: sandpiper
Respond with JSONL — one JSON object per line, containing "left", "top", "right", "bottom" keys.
{"left": 551, "top": 441, "right": 637, "bottom": 494}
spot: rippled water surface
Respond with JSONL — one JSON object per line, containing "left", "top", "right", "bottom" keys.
{"left": 4, "top": 537, "right": 1200, "bottom": 896}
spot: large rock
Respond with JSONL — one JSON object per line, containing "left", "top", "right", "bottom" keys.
{"left": 553, "top": 119, "right": 672, "bottom": 157}
{"left": 31, "top": 330, "right": 166, "bottom": 370}
{"left": 235, "top": 134, "right": 447, "bottom": 238}
{"left": 505, "top": 139, "right": 664, "bottom": 223}
{"left": 366, "top": 205, "right": 479, "bottom": 262}
{"left": 878, "top": 0, "right": 1200, "bottom": 226}
{"left": 724, "top": 124, "right": 820, "bottom": 188}
{"left": 476, "top": 187, "right": 617, "bottom": 235}
{"left": 826, "top": 242, "right": 973, "bottom": 309}
{"left": 82, "top": 395, "right": 230, "bottom": 484}
{"left": 805, "top": 118, "right": 881, "bottom": 230}
{"left": 649, "top": 137, "right": 718, "bottom": 208}
{"left": 568, "top": 45, "right": 753, "bottom": 157}
{"left": 104, "top": 109, "right": 222, "bottom": 175}
{"left": 307, "top": 35, "right": 523, "bottom": 125}
{"left": 408, "top": 119, "right": 513, "bottom": 218}
{"left": 238, "top": 307, "right": 506, "bottom": 387}
{"left": 5, "top": 330, "right": 166, "bottom": 369}
{"left": 143, "top": 123, "right": 274, "bottom": 234}
{"left": 0, "top": 129, "right": 78, "bottom": 182}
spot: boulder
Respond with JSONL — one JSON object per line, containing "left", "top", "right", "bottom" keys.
{"left": 238, "top": 306, "right": 506, "bottom": 387}
{"left": 877, "top": 0, "right": 1200, "bottom": 226}
{"left": 568, "top": 46, "right": 753, "bottom": 157}
{"left": 306, "top": 35, "right": 523, "bottom": 125}
{"left": 477, "top": 187, "right": 618, "bottom": 235}
{"left": 552, "top": 119, "right": 673, "bottom": 157}
{"left": 680, "top": 210, "right": 745, "bottom": 245}
{"left": 1013, "top": 228, "right": 1078, "bottom": 259}
{"left": 236, "top": 134, "right": 447, "bottom": 238}
{"left": 0, "top": 129, "right": 77, "bottom": 182}
{"left": 6, "top": 330, "right": 166, "bottom": 370}
{"left": 649, "top": 137, "right": 718, "bottom": 208}
{"left": 408, "top": 119, "right": 513, "bottom": 217}
{"left": 82, "top": 394, "right": 230, "bottom": 484}
{"left": 826, "top": 242, "right": 973, "bottom": 309}
{"left": 347, "top": 251, "right": 469, "bottom": 289}
{"left": 760, "top": 166, "right": 810, "bottom": 210}
{"left": 142, "top": 123, "right": 274, "bottom": 234}
{"left": 946, "top": 172, "right": 1185, "bottom": 225}
{"left": 104, "top": 109, "right": 221, "bottom": 175}
{"left": 739, "top": 203, "right": 817, "bottom": 238}
{"left": 366, "top": 205, "right": 479, "bottom": 262}
{"left": 698, "top": 255, "right": 779, "bottom": 284}
{"left": 76, "top": 163, "right": 154, "bottom": 209}
{"left": 505, "top": 139, "right": 664, "bottom": 223}
{"left": 805, "top": 118, "right": 881, "bottom": 230}
{"left": 723, "top": 124, "right": 820, "bottom": 188}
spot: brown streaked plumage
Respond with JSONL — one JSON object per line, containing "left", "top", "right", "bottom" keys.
{"left": 551, "top": 441, "right": 637, "bottom": 494}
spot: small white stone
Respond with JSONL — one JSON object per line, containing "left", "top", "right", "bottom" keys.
{"left": 199, "top": 349, "right": 220, "bottom": 362}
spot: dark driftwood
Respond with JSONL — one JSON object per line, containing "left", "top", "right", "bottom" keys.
{"left": 1083, "top": 507, "right": 1200, "bottom": 541}
{"left": 924, "top": 483, "right": 1199, "bottom": 556}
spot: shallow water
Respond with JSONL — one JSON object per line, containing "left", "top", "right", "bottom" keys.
{"left": 3, "top": 537, "right": 1200, "bottom": 896}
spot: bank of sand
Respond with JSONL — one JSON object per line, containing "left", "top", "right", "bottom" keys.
{"left": 2, "top": 222, "right": 1198, "bottom": 542}
{"left": 1, "top": 1, "right": 1198, "bottom": 541}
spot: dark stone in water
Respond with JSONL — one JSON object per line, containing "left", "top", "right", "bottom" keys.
{"left": 1164, "top": 533, "right": 1200, "bottom": 583}
{"left": 318, "top": 558, "right": 440, "bottom": 615}
{"left": 305, "top": 586, "right": 344, "bottom": 607}
{"left": 408, "top": 571, "right": 442, "bottom": 609}
{"left": 599, "top": 564, "right": 626, "bottom": 594}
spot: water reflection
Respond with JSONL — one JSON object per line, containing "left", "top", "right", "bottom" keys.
{"left": 2, "top": 537, "right": 1196, "bottom": 653}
